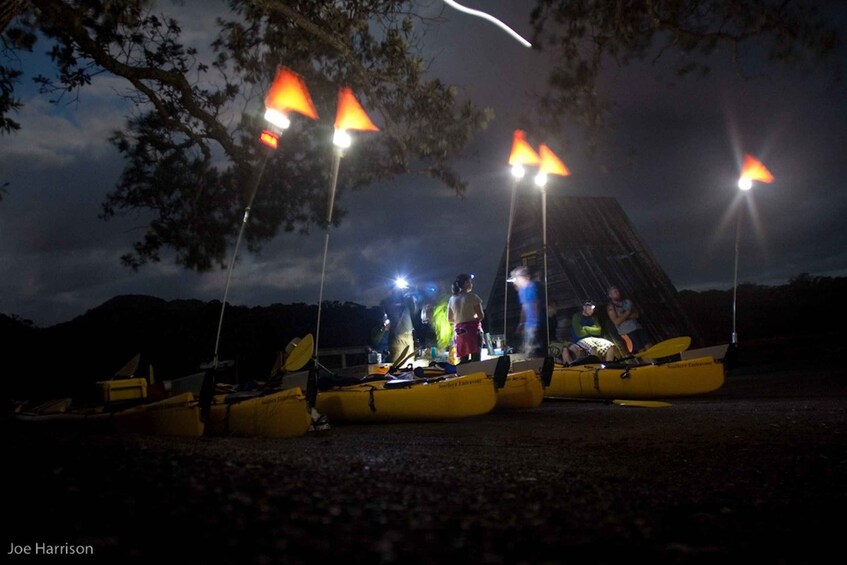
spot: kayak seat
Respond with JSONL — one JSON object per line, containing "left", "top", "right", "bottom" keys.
{"left": 493, "top": 355, "right": 511, "bottom": 389}
{"left": 540, "top": 356, "right": 554, "bottom": 387}
{"left": 567, "top": 354, "right": 602, "bottom": 367}
{"left": 383, "top": 376, "right": 448, "bottom": 389}
{"left": 317, "top": 373, "right": 388, "bottom": 391}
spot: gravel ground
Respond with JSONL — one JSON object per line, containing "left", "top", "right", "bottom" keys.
{"left": 5, "top": 354, "right": 846, "bottom": 564}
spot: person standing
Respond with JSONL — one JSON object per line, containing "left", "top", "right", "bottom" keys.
{"left": 447, "top": 273, "right": 485, "bottom": 364}
{"left": 606, "top": 285, "right": 653, "bottom": 354}
{"left": 381, "top": 285, "right": 417, "bottom": 365}
{"left": 567, "top": 300, "right": 616, "bottom": 362}
{"left": 509, "top": 266, "right": 544, "bottom": 358}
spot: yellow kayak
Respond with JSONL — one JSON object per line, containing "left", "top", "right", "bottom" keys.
{"left": 545, "top": 356, "right": 725, "bottom": 399}
{"left": 457, "top": 356, "right": 548, "bottom": 410}
{"left": 112, "top": 392, "right": 205, "bottom": 437}
{"left": 494, "top": 369, "right": 544, "bottom": 410}
{"left": 315, "top": 371, "right": 498, "bottom": 423}
{"left": 206, "top": 387, "right": 311, "bottom": 438}
{"left": 15, "top": 393, "right": 204, "bottom": 437}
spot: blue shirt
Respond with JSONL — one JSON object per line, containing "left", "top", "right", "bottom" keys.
{"left": 518, "top": 282, "right": 540, "bottom": 328}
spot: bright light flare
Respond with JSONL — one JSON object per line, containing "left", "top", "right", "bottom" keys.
{"left": 333, "top": 129, "right": 352, "bottom": 148}
{"left": 394, "top": 277, "right": 409, "bottom": 290}
{"left": 738, "top": 177, "right": 753, "bottom": 191}
{"left": 511, "top": 164, "right": 525, "bottom": 179}
{"left": 443, "top": 0, "right": 532, "bottom": 48}
{"left": 263, "top": 108, "right": 291, "bottom": 130}
{"left": 534, "top": 172, "right": 548, "bottom": 187}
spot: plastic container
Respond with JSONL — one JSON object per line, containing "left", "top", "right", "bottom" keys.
{"left": 96, "top": 378, "right": 148, "bottom": 402}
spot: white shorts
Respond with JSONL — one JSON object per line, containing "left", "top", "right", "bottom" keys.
{"left": 576, "top": 337, "right": 615, "bottom": 356}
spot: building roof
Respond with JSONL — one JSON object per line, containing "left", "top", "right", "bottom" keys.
{"left": 486, "top": 191, "right": 702, "bottom": 350}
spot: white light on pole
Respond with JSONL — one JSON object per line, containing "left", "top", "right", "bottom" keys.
{"left": 212, "top": 67, "right": 318, "bottom": 369}
{"left": 731, "top": 153, "right": 774, "bottom": 346}
{"left": 536, "top": 144, "right": 570, "bottom": 351}
{"left": 314, "top": 87, "right": 379, "bottom": 363}
{"left": 504, "top": 130, "right": 540, "bottom": 343}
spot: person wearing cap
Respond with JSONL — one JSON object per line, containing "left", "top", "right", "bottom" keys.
{"left": 567, "top": 300, "right": 616, "bottom": 362}
{"left": 509, "top": 266, "right": 544, "bottom": 358}
{"left": 606, "top": 285, "right": 652, "bottom": 354}
{"left": 447, "top": 273, "right": 485, "bottom": 363}
{"left": 381, "top": 285, "right": 418, "bottom": 366}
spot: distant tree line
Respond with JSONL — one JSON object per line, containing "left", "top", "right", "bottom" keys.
{"left": 2, "top": 274, "right": 844, "bottom": 402}
{"left": 1, "top": 295, "right": 385, "bottom": 403}
{"left": 676, "top": 273, "right": 844, "bottom": 346}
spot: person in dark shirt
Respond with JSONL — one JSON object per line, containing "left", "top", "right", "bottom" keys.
{"left": 381, "top": 286, "right": 417, "bottom": 365}
{"left": 606, "top": 285, "right": 652, "bottom": 354}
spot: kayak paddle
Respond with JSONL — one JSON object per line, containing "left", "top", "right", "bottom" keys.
{"left": 632, "top": 336, "right": 691, "bottom": 362}
{"left": 612, "top": 399, "right": 672, "bottom": 408}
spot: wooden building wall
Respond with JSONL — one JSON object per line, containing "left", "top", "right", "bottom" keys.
{"left": 485, "top": 190, "right": 702, "bottom": 351}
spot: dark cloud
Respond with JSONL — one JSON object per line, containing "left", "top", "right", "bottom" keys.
{"left": 1, "top": 1, "right": 845, "bottom": 327}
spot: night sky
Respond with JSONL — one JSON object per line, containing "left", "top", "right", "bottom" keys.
{"left": 1, "top": 1, "right": 845, "bottom": 327}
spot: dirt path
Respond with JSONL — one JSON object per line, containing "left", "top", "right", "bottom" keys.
{"left": 6, "top": 357, "right": 846, "bottom": 564}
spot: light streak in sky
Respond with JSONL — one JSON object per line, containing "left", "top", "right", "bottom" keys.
{"left": 443, "top": 0, "right": 532, "bottom": 47}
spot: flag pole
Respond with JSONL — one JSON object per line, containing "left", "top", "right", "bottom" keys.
{"left": 541, "top": 183, "right": 550, "bottom": 348}
{"left": 504, "top": 130, "right": 540, "bottom": 350}
{"left": 313, "top": 87, "right": 379, "bottom": 369}
{"left": 315, "top": 146, "right": 343, "bottom": 364}
{"left": 213, "top": 149, "right": 272, "bottom": 369}
{"left": 503, "top": 176, "right": 519, "bottom": 341}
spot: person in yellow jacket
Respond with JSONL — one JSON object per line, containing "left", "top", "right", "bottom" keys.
{"left": 566, "top": 300, "right": 616, "bottom": 362}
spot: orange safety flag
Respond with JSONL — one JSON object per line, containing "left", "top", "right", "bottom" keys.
{"left": 538, "top": 144, "right": 570, "bottom": 176}
{"left": 264, "top": 66, "right": 319, "bottom": 120}
{"left": 334, "top": 87, "right": 379, "bottom": 131}
{"left": 508, "top": 130, "right": 540, "bottom": 166}
{"left": 740, "top": 153, "right": 774, "bottom": 183}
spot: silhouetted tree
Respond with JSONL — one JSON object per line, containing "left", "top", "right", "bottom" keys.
{"left": 1, "top": 1, "right": 839, "bottom": 268}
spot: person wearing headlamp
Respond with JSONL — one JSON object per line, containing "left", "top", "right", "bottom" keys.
{"left": 447, "top": 273, "right": 485, "bottom": 364}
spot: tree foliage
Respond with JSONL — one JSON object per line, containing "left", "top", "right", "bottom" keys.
{"left": 2, "top": 0, "right": 491, "bottom": 271}
{"left": 0, "top": 0, "right": 840, "bottom": 270}
{"left": 527, "top": 0, "right": 839, "bottom": 147}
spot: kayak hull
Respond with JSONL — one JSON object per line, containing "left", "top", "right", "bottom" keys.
{"left": 451, "top": 357, "right": 544, "bottom": 410}
{"left": 545, "top": 356, "right": 725, "bottom": 399}
{"left": 113, "top": 392, "right": 205, "bottom": 437}
{"left": 496, "top": 369, "right": 544, "bottom": 410}
{"left": 207, "top": 387, "right": 311, "bottom": 438}
{"left": 315, "top": 371, "right": 497, "bottom": 423}
{"left": 15, "top": 393, "right": 205, "bottom": 437}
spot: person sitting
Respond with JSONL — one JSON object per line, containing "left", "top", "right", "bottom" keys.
{"left": 548, "top": 300, "right": 576, "bottom": 363}
{"left": 606, "top": 285, "right": 653, "bottom": 354}
{"left": 566, "top": 300, "right": 617, "bottom": 363}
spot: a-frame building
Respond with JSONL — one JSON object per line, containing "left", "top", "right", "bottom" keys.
{"left": 486, "top": 189, "right": 702, "bottom": 352}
